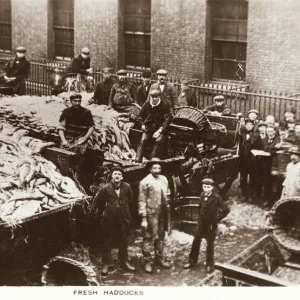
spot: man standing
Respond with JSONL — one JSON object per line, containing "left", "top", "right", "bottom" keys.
{"left": 92, "top": 67, "right": 115, "bottom": 106}
{"left": 108, "top": 69, "right": 136, "bottom": 113}
{"left": 149, "top": 69, "right": 178, "bottom": 114}
{"left": 139, "top": 158, "right": 171, "bottom": 273}
{"left": 135, "top": 89, "right": 172, "bottom": 162}
{"left": 58, "top": 93, "right": 95, "bottom": 181}
{"left": 0, "top": 46, "right": 30, "bottom": 95}
{"left": 177, "top": 80, "right": 197, "bottom": 107}
{"left": 136, "top": 70, "right": 152, "bottom": 107}
{"left": 67, "top": 47, "right": 93, "bottom": 75}
{"left": 94, "top": 166, "right": 136, "bottom": 275}
{"left": 281, "top": 146, "right": 300, "bottom": 198}
{"left": 183, "top": 178, "right": 229, "bottom": 273}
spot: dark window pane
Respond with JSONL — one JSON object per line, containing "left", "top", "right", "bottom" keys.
{"left": 0, "top": 0, "right": 11, "bottom": 51}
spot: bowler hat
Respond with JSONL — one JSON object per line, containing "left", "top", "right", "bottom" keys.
{"left": 16, "top": 46, "right": 26, "bottom": 53}
{"left": 157, "top": 69, "right": 168, "bottom": 75}
{"left": 202, "top": 178, "right": 214, "bottom": 185}
{"left": 213, "top": 95, "right": 225, "bottom": 102}
{"left": 248, "top": 109, "right": 259, "bottom": 115}
{"left": 142, "top": 70, "right": 152, "bottom": 78}
{"left": 70, "top": 93, "right": 82, "bottom": 101}
{"left": 145, "top": 157, "right": 165, "bottom": 167}
{"left": 111, "top": 166, "right": 124, "bottom": 175}
{"left": 289, "top": 146, "right": 300, "bottom": 156}
{"left": 116, "top": 69, "right": 127, "bottom": 75}
{"left": 149, "top": 89, "right": 161, "bottom": 97}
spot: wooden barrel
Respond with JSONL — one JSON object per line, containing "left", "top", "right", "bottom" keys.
{"left": 174, "top": 196, "right": 200, "bottom": 235}
{"left": 270, "top": 197, "right": 300, "bottom": 253}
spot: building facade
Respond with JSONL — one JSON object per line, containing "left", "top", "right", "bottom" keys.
{"left": 0, "top": 0, "right": 299, "bottom": 92}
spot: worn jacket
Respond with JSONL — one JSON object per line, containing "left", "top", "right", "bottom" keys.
{"left": 3, "top": 57, "right": 30, "bottom": 82}
{"left": 94, "top": 181, "right": 133, "bottom": 225}
{"left": 93, "top": 77, "right": 115, "bottom": 106}
{"left": 108, "top": 81, "right": 135, "bottom": 109}
{"left": 148, "top": 82, "right": 178, "bottom": 114}
{"left": 138, "top": 174, "right": 168, "bottom": 218}
{"left": 239, "top": 130, "right": 255, "bottom": 162}
{"left": 138, "top": 99, "right": 172, "bottom": 131}
{"left": 67, "top": 55, "right": 91, "bottom": 75}
{"left": 178, "top": 89, "right": 197, "bottom": 107}
{"left": 136, "top": 83, "right": 151, "bottom": 107}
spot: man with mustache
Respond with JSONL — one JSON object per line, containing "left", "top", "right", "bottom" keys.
{"left": 108, "top": 69, "right": 136, "bottom": 113}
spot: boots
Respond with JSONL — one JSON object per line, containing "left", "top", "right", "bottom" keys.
{"left": 121, "top": 261, "right": 136, "bottom": 272}
{"left": 144, "top": 262, "right": 153, "bottom": 273}
{"left": 155, "top": 258, "right": 171, "bottom": 269}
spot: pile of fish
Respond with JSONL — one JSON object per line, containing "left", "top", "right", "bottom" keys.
{"left": 0, "top": 94, "right": 137, "bottom": 161}
{"left": 0, "top": 123, "right": 85, "bottom": 227}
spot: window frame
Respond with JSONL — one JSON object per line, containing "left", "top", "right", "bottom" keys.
{"left": 0, "top": 0, "right": 12, "bottom": 53}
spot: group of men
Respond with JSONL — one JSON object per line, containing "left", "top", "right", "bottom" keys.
{"left": 238, "top": 107, "right": 300, "bottom": 208}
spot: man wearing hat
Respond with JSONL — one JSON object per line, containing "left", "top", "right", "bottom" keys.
{"left": 202, "top": 95, "right": 229, "bottom": 115}
{"left": 108, "top": 69, "right": 136, "bottom": 113}
{"left": 92, "top": 67, "right": 115, "bottom": 105}
{"left": 177, "top": 80, "right": 197, "bottom": 107}
{"left": 139, "top": 158, "right": 171, "bottom": 273}
{"left": 58, "top": 93, "right": 95, "bottom": 181}
{"left": 281, "top": 146, "right": 300, "bottom": 198}
{"left": 148, "top": 69, "right": 178, "bottom": 114}
{"left": 135, "top": 88, "right": 172, "bottom": 162}
{"left": 183, "top": 178, "right": 229, "bottom": 273}
{"left": 94, "top": 166, "right": 136, "bottom": 275}
{"left": 136, "top": 70, "right": 152, "bottom": 107}
{"left": 0, "top": 46, "right": 30, "bottom": 95}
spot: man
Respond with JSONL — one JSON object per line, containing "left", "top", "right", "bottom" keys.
{"left": 108, "top": 69, "right": 136, "bottom": 113}
{"left": 92, "top": 67, "right": 115, "bottom": 106}
{"left": 284, "top": 106, "right": 296, "bottom": 125}
{"left": 177, "top": 80, "right": 197, "bottom": 107}
{"left": 136, "top": 70, "right": 152, "bottom": 107}
{"left": 67, "top": 47, "right": 93, "bottom": 75}
{"left": 183, "top": 178, "right": 229, "bottom": 273}
{"left": 94, "top": 166, "right": 136, "bottom": 275}
{"left": 261, "top": 125, "right": 281, "bottom": 207}
{"left": 0, "top": 46, "right": 30, "bottom": 95}
{"left": 139, "top": 158, "right": 171, "bottom": 273}
{"left": 239, "top": 118, "right": 255, "bottom": 202}
{"left": 288, "top": 122, "right": 300, "bottom": 147}
{"left": 58, "top": 93, "right": 95, "bottom": 181}
{"left": 202, "top": 95, "right": 229, "bottom": 115}
{"left": 265, "top": 115, "right": 279, "bottom": 136}
{"left": 135, "top": 89, "right": 172, "bottom": 162}
{"left": 281, "top": 146, "right": 300, "bottom": 198}
{"left": 148, "top": 69, "right": 178, "bottom": 114}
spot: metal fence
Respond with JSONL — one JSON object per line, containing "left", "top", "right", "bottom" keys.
{"left": 1, "top": 57, "right": 300, "bottom": 120}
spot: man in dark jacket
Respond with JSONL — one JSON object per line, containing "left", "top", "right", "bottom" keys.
{"left": 0, "top": 46, "right": 30, "bottom": 95}
{"left": 94, "top": 166, "right": 136, "bottom": 275}
{"left": 183, "top": 178, "right": 229, "bottom": 273}
{"left": 92, "top": 67, "right": 115, "bottom": 105}
{"left": 202, "top": 95, "right": 230, "bottom": 115}
{"left": 67, "top": 47, "right": 93, "bottom": 75}
{"left": 136, "top": 70, "right": 152, "bottom": 107}
{"left": 178, "top": 80, "right": 197, "bottom": 107}
{"left": 135, "top": 89, "right": 172, "bottom": 162}
{"left": 148, "top": 69, "right": 178, "bottom": 114}
{"left": 108, "top": 69, "right": 136, "bottom": 113}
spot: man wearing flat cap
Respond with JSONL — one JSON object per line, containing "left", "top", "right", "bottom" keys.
{"left": 58, "top": 93, "right": 95, "bottom": 181}
{"left": 148, "top": 69, "right": 178, "bottom": 114}
{"left": 92, "top": 67, "right": 115, "bottom": 106}
{"left": 178, "top": 80, "right": 197, "bottom": 107}
{"left": 202, "top": 95, "right": 228, "bottom": 115}
{"left": 138, "top": 158, "right": 171, "bottom": 273}
{"left": 183, "top": 178, "right": 229, "bottom": 273}
{"left": 0, "top": 46, "right": 30, "bottom": 95}
{"left": 108, "top": 69, "right": 136, "bottom": 113}
{"left": 135, "top": 88, "right": 172, "bottom": 162}
{"left": 136, "top": 70, "right": 152, "bottom": 107}
{"left": 94, "top": 166, "right": 135, "bottom": 275}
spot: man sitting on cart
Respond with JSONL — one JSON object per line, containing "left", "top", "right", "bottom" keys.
{"left": 135, "top": 89, "right": 172, "bottom": 163}
{"left": 58, "top": 93, "right": 95, "bottom": 181}
{"left": 202, "top": 95, "right": 230, "bottom": 116}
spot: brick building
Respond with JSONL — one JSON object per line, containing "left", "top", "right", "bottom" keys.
{"left": 0, "top": 0, "right": 299, "bottom": 92}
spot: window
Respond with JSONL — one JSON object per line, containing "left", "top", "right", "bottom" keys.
{"left": 52, "top": 0, "right": 74, "bottom": 60}
{"left": 210, "top": 0, "right": 248, "bottom": 81}
{"left": 0, "top": 0, "right": 12, "bottom": 52}
{"left": 124, "top": 0, "right": 151, "bottom": 69}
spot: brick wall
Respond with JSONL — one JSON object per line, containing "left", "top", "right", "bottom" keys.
{"left": 247, "top": 0, "right": 300, "bottom": 93}
{"left": 74, "top": 0, "right": 119, "bottom": 71}
{"left": 11, "top": 0, "right": 48, "bottom": 60}
{"left": 151, "top": 0, "right": 207, "bottom": 80}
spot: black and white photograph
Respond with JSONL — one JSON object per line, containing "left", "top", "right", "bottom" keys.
{"left": 0, "top": 0, "right": 300, "bottom": 294}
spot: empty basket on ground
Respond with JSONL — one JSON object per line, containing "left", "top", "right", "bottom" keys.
{"left": 173, "top": 106, "right": 210, "bottom": 131}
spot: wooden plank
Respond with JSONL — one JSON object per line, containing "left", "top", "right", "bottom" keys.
{"left": 283, "top": 261, "right": 300, "bottom": 271}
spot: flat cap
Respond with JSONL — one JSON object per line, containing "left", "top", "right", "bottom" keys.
{"left": 248, "top": 109, "right": 259, "bottom": 115}
{"left": 202, "top": 178, "right": 214, "bottom": 185}
{"left": 181, "top": 80, "right": 189, "bottom": 85}
{"left": 157, "top": 69, "right": 168, "bottom": 75}
{"left": 258, "top": 122, "right": 268, "bottom": 128}
{"left": 111, "top": 166, "right": 124, "bottom": 175}
{"left": 69, "top": 93, "right": 82, "bottom": 101}
{"left": 16, "top": 46, "right": 26, "bottom": 53}
{"left": 244, "top": 118, "right": 254, "bottom": 124}
{"left": 145, "top": 157, "right": 165, "bottom": 167}
{"left": 116, "top": 69, "right": 127, "bottom": 75}
{"left": 103, "top": 67, "right": 111, "bottom": 73}
{"left": 149, "top": 89, "right": 161, "bottom": 97}
{"left": 289, "top": 146, "right": 300, "bottom": 156}
{"left": 142, "top": 70, "right": 152, "bottom": 78}
{"left": 213, "top": 95, "right": 225, "bottom": 101}
{"left": 284, "top": 105, "right": 296, "bottom": 114}
{"left": 294, "top": 122, "right": 300, "bottom": 127}
{"left": 267, "top": 124, "right": 276, "bottom": 129}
